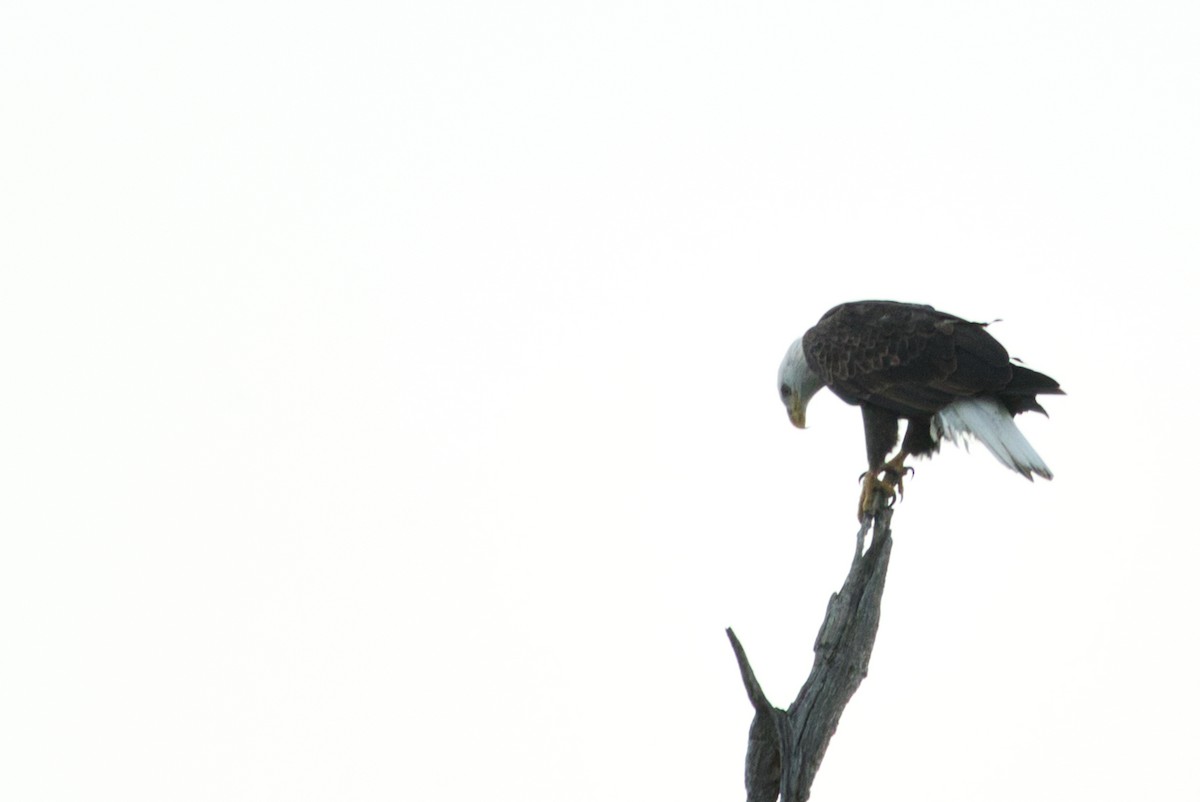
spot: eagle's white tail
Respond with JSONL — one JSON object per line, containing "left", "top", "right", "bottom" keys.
{"left": 932, "top": 397, "right": 1053, "bottom": 480}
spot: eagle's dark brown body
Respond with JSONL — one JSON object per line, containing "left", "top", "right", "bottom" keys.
{"left": 801, "top": 300, "right": 1061, "bottom": 471}
{"left": 779, "top": 301, "right": 1063, "bottom": 517}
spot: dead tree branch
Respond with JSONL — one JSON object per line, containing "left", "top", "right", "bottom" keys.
{"left": 728, "top": 502, "right": 894, "bottom": 802}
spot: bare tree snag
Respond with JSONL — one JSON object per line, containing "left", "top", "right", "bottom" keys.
{"left": 727, "top": 502, "right": 894, "bottom": 802}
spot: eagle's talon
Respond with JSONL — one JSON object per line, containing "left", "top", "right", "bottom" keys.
{"left": 858, "top": 471, "right": 899, "bottom": 521}
{"left": 879, "top": 453, "right": 914, "bottom": 499}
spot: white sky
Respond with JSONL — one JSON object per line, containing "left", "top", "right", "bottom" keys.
{"left": 3, "top": 2, "right": 1199, "bottom": 800}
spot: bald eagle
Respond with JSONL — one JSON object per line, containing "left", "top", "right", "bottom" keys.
{"left": 778, "top": 301, "right": 1063, "bottom": 519}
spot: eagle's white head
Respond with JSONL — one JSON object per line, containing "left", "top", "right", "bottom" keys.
{"left": 777, "top": 338, "right": 826, "bottom": 429}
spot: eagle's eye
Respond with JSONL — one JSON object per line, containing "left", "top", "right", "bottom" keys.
{"left": 780, "top": 383, "right": 793, "bottom": 401}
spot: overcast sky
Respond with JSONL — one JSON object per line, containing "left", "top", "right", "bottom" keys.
{"left": 3, "top": 2, "right": 1199, "bottom": 800}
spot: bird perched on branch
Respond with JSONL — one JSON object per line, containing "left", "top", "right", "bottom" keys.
{"left": 778, "top": 300, "right": 1063, "bottom": 520}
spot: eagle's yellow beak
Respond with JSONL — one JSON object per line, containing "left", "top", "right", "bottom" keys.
{"left": 787, "top": 403, "right": 807, "bottom": 430}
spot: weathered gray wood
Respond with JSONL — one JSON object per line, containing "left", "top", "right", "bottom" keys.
{"left": 728, "top": 502, "right": 894, "bottom": 802}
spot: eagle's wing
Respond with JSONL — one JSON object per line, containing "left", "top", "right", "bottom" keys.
{"left": 802, "top": 301, "right": 1012, "bottom": 416}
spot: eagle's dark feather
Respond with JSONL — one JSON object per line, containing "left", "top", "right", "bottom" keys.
{"left": 783, "top": 300, "right": 1062, "bottom": 488}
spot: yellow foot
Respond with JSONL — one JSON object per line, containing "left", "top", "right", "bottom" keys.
{"left": 857, "top": 472, "right": 895, "bottom": 521}
{"left": 881, "top": 453, "right": 914, "bottom": 499}
{"left": 858, "top": 454, "right": 914, "bottom": 521}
